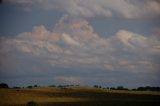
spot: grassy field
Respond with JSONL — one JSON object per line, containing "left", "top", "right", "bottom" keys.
{"left": 0, "top": 86, "right": 160, "bottom": 106}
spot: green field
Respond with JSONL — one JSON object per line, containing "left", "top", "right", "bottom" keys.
{"left": 0, "top": 86, "right": 160, "bottom": 106}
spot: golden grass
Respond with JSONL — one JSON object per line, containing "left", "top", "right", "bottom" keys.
{"left": 0, "top": 87, "right": 160, "bottom": 105}
{"left": 0, "top": 88, "right": 86, "bottom": 105}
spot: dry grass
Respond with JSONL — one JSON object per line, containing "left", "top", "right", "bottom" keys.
{"left": 0, "top": 87, "right": 160, "bottom": 106}
{"left": 0, "top": 87, "right": 86, "bottom": 105}
{"left": 108, "top": 89, "right": 160, "bottom": 95}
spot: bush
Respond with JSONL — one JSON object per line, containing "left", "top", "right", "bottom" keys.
{"left": 26, "top": 101, "right": 37, "bottom": 106}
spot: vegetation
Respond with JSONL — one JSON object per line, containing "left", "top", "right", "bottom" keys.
{"left": 34, "top": 85, "right": 38, "bottom": 87}
{"left": 0, "top": 83, "right": 8, "bottom": 88}
{"left": 137, "top": 86, "right": 160, "bottom": 91}
{"left": 27, "top": 85, "right": 33, "bottom": 89}
{"left": 0, "top": 85, "right": 160, "bottom": 106}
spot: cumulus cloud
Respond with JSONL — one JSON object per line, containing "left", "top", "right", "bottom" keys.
{"left": 4, "top": 0, "right": 160, "bottom": 19}
{"left": 0, "top": 15, "right": 160, "bottom": 87}
{"left": 62, "top": 33, "right": 80, "bottom": 46}
{"left": 0, "top": 15, "right": 160, "bottom": 86}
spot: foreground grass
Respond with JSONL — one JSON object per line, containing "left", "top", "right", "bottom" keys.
{"left": 0, "top": 86, "right": 160, "bottom": 106}
{"left": 0, "top": 87, "right": 86, "bottom": 105}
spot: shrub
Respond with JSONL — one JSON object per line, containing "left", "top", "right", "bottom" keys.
{"left": 26, "top": 101, "right": 37, "bottom": 106}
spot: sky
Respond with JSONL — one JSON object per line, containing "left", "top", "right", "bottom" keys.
{"left": 0, "top": 0, "right": 160, "bottom": 88}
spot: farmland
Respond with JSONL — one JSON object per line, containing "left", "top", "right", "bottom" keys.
{"left": 0, "top": 86, "right": 160, "bottom": 106}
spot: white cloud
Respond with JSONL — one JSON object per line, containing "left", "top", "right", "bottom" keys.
{"left": 5, "top": 0, "right": 160, "bottom": 19}
{"left": 62, "top": 33, "right": 80, "bottom": 46}
{"left": 115, "top": 30, "right": 135, "bottom": 47}
{"left": 0, "top": 16, "right": 160, "bottom": 76}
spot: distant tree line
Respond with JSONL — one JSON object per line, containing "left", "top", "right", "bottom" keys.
{"left": 136, "top": 86, "right": 160, "bottom": 91}
{"left": 93, "top": 85, "right": 160, "bottom": 91}
{"left": 0, "top": 83, "right": 39, "bottom": 89}
{"left": 94, "top": 85, "right": 129, "bottom": 90}
{"left": 1, "top": 83, "right": 160, "bottom": 91}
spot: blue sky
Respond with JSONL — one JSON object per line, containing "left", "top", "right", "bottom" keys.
{"left": 0, "top": 0, "right": 160, "bottom": 88}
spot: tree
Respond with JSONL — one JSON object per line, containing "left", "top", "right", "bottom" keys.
{"left": 0, "top": 83, "right": 9, "bottom": 88}
{"left": 110, "top": 87, "right": 116, "bottom": 90}
{"left": 137, "top": 86, "right": 160, "bottom": 91}
{"left": 117, "top": 86, "right": 124, "bottom": 90}
{"left": 34, "top": 85, "right": 38, "bottom": 87}
{"left": 99, "top": 86, "right": 102, "bottom": 88}
{"left": 94, "top": 85, "right": 99, "bottom": 88}
{"left": 27, "top": 86, "right": 33, "bottom": 89}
